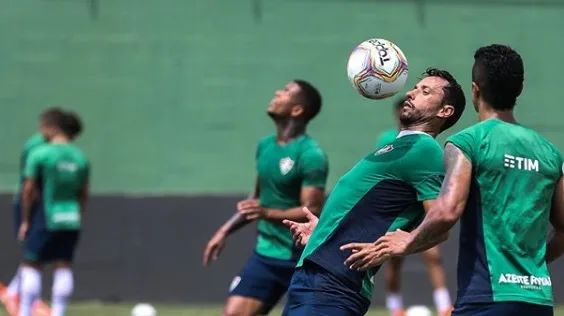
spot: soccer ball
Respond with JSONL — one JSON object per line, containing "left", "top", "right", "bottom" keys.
{"left": 346, "top": 38, "right": 408, "bottom": 100}
{"left": 131, "top": 303, "right": 157, "bottom": 316}
{"left": 406, "top": 305, "right": 432, "bottom": 316}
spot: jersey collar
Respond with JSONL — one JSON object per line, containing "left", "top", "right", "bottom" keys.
{"left": 396, "top": 130, "right": 432, "bottom": 138}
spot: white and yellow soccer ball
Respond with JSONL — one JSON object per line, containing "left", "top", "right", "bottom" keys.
{"left": 346, "top": 38, "right": 408, "bottom": 100}
{"left": 131, "top": 303, "right": 157, "bottom": 316}
{"left": 406, "top": 305, "right": 433, "bottom": 316}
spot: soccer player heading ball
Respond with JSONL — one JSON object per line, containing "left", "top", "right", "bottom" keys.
{"left": 203, "top": 80, "right": 329, "bottom": 315}
{"left": 283, "top": 68, "right": 466, "bottom": 315}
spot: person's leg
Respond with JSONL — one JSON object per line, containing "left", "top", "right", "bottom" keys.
{"left": 385, "top": 258, "right": 405, "bottom": 316}
{"left": 422, "top": 247, "right": 453, "bottom": 315}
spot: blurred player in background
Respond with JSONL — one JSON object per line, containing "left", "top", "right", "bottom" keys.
{"left": 376, "top": 98, "right": 453, "bottom": 316}
{"left": 372, "top": 45, "right": 564, "bottom": 315}
{"left": 0, "top": 108, "right": 67, "bottom": 316}
{"left": 203, "top": 80, "right": 329, "bottom": 316}
{"left": 282, "top": 68, "right": 466, "bottom": 315}
{"left": 18, "top": 111, "right": 89, "bottom": 316}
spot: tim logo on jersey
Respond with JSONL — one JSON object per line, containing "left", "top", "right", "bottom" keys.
{"left": 503, "top": 154, "right": 539, "bottom": 172}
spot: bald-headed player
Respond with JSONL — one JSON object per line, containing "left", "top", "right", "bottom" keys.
{"left": 376, "top": 98, "right": 453, "bottom": 316}
{"left": 203, "top": 80, "right": 329, "bottom": 316}
{"left": 372, "top": 45, "right": 564, "bottom": 315}
{"left": 283, "top": 68, "right": 466, "bottom": 315}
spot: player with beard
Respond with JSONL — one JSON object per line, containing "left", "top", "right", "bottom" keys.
{"left": 203, "top": 80, "right": 329, "bottom": 316}
{"left": 282, "top": 68, "right": 465, "bottom": 315}
{"left": 376, "top": 97, "right": 453, "bottom": 316}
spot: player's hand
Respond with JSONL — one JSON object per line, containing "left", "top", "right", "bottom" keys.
{"left": 203, "top": 231, "right": 227, "bottom": 267}
{"left": 237, "top": 199, "right": 267, "bottom": 220}
{"left": 18, "top": 222, "right": 29, "bottom": 242}
{"left": 340, "top": 229, "right": 412, "bottom": 271}
{"left": 282, "top": 207, "right": 318, "bottom": 247}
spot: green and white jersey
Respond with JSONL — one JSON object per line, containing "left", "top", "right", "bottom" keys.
{"left": 297, "top": 131, "right": 444, "bottom": 299}
{"left": 24, "top": 143, "right": 90, "bottom": 231}
{"left": 447, "top": 118, "right": 563, "bottom": 306}
{"left": 255, "top": 134, "right": 329, "bottom": 261}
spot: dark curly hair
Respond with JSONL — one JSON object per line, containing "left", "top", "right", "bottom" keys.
{"left": 472, "top": 44, "right": 524, "bottom": 111}
{"left": 62, "top": 111, "right": 83, "bottom": 139}
{"left": 423, "top": 68, "right": 466, "bottom": 132}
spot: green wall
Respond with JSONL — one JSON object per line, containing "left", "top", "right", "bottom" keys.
{"left": 1, "top": 0, "right": 563, "bottom": 194}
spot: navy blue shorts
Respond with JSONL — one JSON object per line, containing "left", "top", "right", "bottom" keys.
{"left": 23, "top": 229, "right": 80, "bottom": 264}
{"left": 282, "top": 261, "right": 370, "bottom": 316}
{"left": 22, "top": 203, "right": 80, "bottom": 264}
{"left": 229, "top": 252, "right": 296, "bottom": 313}
{"left": 452, "top": 302, "right": 553, "bottom": 316}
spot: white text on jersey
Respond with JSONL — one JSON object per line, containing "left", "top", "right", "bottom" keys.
{"left": 504, "top": 154, "right": 539, "bottom": 172}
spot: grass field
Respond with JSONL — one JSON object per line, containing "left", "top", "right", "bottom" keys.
{"left": 2, "top": 302, "right": 564, "bottom": 316}
{"left": 1, "top": 303, "right": 386, "bottom": 316}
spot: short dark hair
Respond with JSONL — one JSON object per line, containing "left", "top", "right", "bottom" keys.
{"left": 423, "top": 68, "right": 466, "bottom": 132}
{"left": 293, "top": 80, "right": 322, "bottom": 122}
{"left": 62, "top": 111, "right": 83, "bottom": 138}
{"left": 473, "top": 44, "right": 524, "bottom": 111}
{"left": 40, "top": 107, "right": 65, "bottom": 126}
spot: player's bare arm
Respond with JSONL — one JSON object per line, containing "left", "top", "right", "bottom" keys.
{"left": 79, "top": 184, "right": 89, "bottom": 214}
{"left": 403, "top": 143, "right": 471, "bottom": 254}
{"left": 202, "top": 178, "right": 260, "bottom": 266}
{"left": 546, "top": 175, "right": 564, "bottom": 263}
{"left": 546, "top": 231, "right": 564, "bottom": 263}
{"left": 240, "top": 186, "right": 324, "bottom": 222}
{"left": 19, "top": 179, "right": 37, "bottom": 241}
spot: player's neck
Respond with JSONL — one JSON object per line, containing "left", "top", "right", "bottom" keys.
{"left": 399, "top": 123, "right": 438, "bottom": 138}
{"left": 478, "top": 105, "right": 517, "bottom": 124}
{"left": 50, "top": 135, "right": 71, "bottom": 144}
{"left": 275, "top": 119, "right": 306, "bottom": 144}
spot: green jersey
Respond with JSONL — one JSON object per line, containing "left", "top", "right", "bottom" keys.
{"left": 376, "top": 128, "right": 398, "bottom": 149}
{"left": 447, "top": 118, "right": 563, "bottom": 306}
{"left": 255, "top": 134, "right": 329, "bottom": 261}
{"left": 24, "top": 143, "right": 90, "bottom": 231}
{"left": 298, "top": 131, "right": 444, "bottom": 299}
{"left": 15, "top": 133, "right": 45, "bottom": 200}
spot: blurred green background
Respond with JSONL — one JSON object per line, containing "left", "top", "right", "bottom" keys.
{"left": 1, "top": 0, "right": 563, "bottom": 194}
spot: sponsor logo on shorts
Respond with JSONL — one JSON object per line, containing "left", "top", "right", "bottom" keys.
{"left": 498, "top": 273, "right": 551, "bottom": 290}
{"left": 229, "top": 276, "right": 241, "bottom": 292}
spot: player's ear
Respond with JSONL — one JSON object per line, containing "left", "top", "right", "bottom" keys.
{"left": 471, "top": 82, "right": 480, "bottom": 101}
{"left": 291, "top": 104, "right": 305, "bottom": 118}
{"left": 437, "top": 104, "right": 454, "bottom": 119}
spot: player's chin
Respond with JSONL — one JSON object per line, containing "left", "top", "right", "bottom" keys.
{"left": 267, "top": 109, "right": 285, "bottom": 119}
